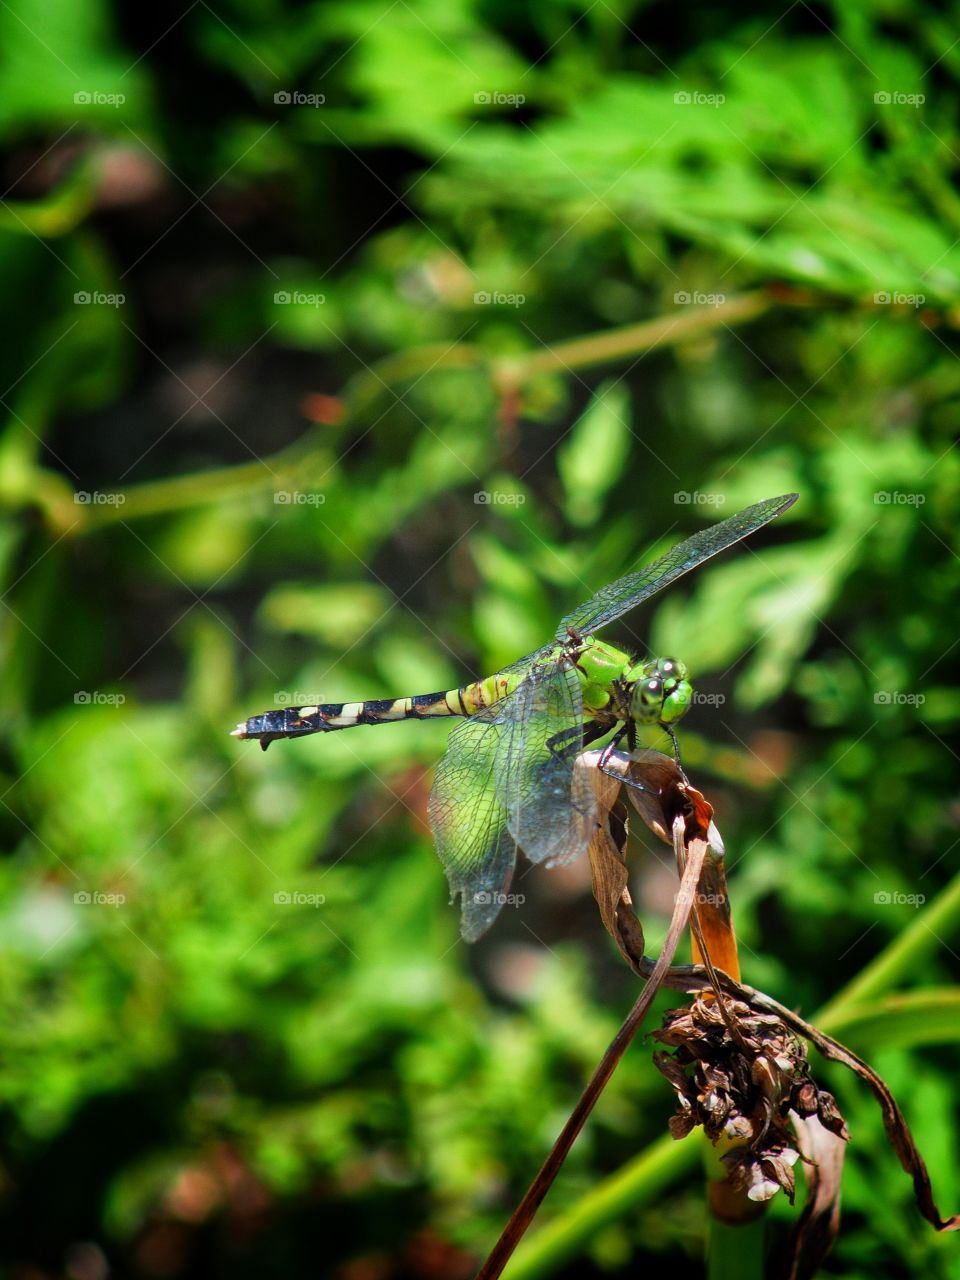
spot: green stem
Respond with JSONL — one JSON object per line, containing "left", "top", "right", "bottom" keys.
{"left": 702, "top": 1135, "right": 766, "bottom": 1279}
{"left": 501, "top": 1134, "right": 697, "bottom": 1280}
{"left": 707, "top": 1219, "right": 767, "bottom": 1280}
{"left": 339, "top": 341, "right": 484, "bottom": 420}
{"left": 495, "top": 290, "right": 772, "bottom": 385}
{"left": 43, "top": 433, "right": 333, "bottom": 531}
{"left": 79, "top": 453, "right": 311, "bottom": 528}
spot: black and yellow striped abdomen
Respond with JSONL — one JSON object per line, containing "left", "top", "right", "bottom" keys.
{"left": 231, "top": 671, "right": 517, "bottom": 750}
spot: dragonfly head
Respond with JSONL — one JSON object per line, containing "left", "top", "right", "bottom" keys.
{"left": 627, "top": 656, "right": 692, "bottom": 726}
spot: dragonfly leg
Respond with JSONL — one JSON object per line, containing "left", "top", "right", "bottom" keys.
{"left": 545, "top": 719, "right": 610, "bottom": 758}
{"left": 581, "top": 720, "right": 611, "bottom": 750}
{"left": 541, "top": 722, "right": 615, "bottom": 827}
{"left": 536, "top": 721, "right": 615, "bottom": 833}
{"left": 662, "top": 723, "right": 689, "bottom": 782}
{"left": 544, "top": 723, "right": 583, "bottom": 755}
{"left": 596, "top": 724, "right": 661, "bottom": 797}
{"left": 598, "top": 724, "right": 629, "bottom": 772}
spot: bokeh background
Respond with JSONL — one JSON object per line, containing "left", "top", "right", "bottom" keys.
{"left": 1, "top": 2, "right": 959, "bottom": 1277}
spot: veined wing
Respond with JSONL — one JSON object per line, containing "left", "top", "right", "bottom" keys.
{"left": 495, "top": 639, "right": 562, "bottom": 681}
{"left": 557, "top": 493, "right": 798, "bottom": 639}
{"left": 427, "top": 658, "right": 597, "bottom": 939}
{"left": 495, "top": 662, "right": 598, "bottom": 869}
{"left": 427, "top": 687, "right": 525, "bottom": 942}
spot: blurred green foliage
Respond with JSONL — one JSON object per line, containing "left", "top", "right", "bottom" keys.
{"left": 0, "top": 1, "right": 959, "bottom": 1277}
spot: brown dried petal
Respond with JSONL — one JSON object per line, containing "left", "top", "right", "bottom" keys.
{"left": 669, "top": 1113, "right": 698, "bottom": 1140}
{"left": 724, "top": 1115, "right": 754, "bottom": 1142}
{"left": 813, "top": 1090, "right": 850, "bottom": 1141}
{"left": 759, "top": 1150, "right": 799, "bottom": 1204}
{"left": 653, "top": 1052, "right": 696, "bottom": 1101}
{"left": 793, "top": 1082, "right": 820, "bottom": 1118}
{"left": 725, "top": 1146, "right": 800, "bottom": 1204}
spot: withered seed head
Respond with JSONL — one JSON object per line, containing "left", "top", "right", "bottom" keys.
{"left": 653, "top": 994, "right": 850, "bottom": 1203}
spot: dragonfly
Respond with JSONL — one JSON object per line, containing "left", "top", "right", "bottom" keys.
{"left": 234, "top": 493, "right": 797, "bottom": 940}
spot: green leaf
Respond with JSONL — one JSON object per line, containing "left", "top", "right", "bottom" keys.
{"left": 557, "top": 381, "right": 632, "bottom": 527}
{"left": 824, "top": 990, "right": 960, "bottom": 1052}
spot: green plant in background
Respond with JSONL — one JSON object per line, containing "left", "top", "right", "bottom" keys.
{"left": 0, "top": 0, "right": 958, "bottom": 1277}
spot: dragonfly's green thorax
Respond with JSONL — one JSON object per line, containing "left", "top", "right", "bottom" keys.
{"left": 574, "top": 638, "right": 692, "bottom": 729}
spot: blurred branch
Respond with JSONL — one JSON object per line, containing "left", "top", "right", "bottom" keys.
{"left": 492, "top": 290, "right": 772, "bottom": 387}
{"left": 32, "top": 435, "right": 332, "bottom": 533}
{"left": 31, "top": 290, "right": 777, "bottom": 534}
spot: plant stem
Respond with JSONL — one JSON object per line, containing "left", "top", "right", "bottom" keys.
{"left": 494, "top": 290, "right": 771, "bottom": 385}
{"left": 706, "top": 1219, "right": 767, "bottom": 1280}
{"left": 500, "top": 1135, "right": 695, "bottom": 1280}
{"left": 691, "top": 842, "right": 766, "bottom": 1274}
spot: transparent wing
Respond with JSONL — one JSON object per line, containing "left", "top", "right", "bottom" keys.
{"left": 427, "top": 659, "right": 598, "bottom": 939}
{"left": 495, "top": 662, "right": 598, "bottom": 870}
{"left": 427, "top": 687, "right": 525, "bottom": 942}
{"left": 495, "top": 639, "right": 561, "bottom": 680}
{"left": 557, "top": 493, "right": 798, "bottom": 639}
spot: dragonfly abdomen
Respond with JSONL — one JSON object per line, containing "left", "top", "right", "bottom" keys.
{"left": 233, "top": 670, "right": 522, "bottom": 749}
{"left": 232, "top": 689, "right": 474, "bottom": 749}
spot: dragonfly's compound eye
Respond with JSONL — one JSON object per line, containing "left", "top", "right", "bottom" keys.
{"left": 631, "top": 674, "right": 665, "bottom": 724}
{"left": 630, "top": 667, "right": 694, "bottom": 727}
{"left": 657, "top": 656, "right": 688, "bottom": 683}
{"left": 661, "top": 677, "right": 694, "bottom": 725}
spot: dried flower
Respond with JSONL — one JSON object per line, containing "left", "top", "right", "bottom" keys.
{"left": 654, "top": 994, "right": 849, "bottom": 1203}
